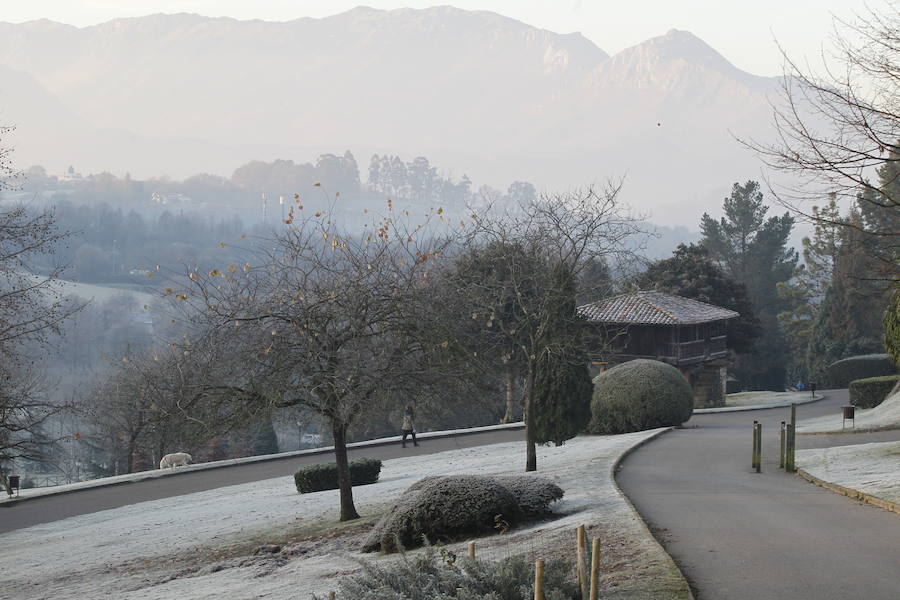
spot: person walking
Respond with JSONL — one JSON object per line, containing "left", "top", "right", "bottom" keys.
{"left": 401, "top": 403, "right": 419, "bottom": 448}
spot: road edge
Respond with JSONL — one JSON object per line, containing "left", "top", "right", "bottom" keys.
{"left": 796, "top": 468, "right": 900, "bottom": 517}
{"left": 694, "top": 393, "right": 824, "bottom": 414}
{"left": 1, "top": 422, "right": 526, "bottom": 506}
{"left": 610, "top": 427, "right": 696, "bottom": 600}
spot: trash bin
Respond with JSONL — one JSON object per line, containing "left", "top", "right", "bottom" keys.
{"left": 842, "top": 405, "right": 855, "bottom": 419}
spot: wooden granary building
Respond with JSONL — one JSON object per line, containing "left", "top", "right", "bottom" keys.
{"left": 577, "top": 290, "right": 739, "bottom": 408}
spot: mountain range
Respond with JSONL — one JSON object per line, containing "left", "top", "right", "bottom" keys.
{"left": 0, "top": 6, "right": 786, "bottom": 227}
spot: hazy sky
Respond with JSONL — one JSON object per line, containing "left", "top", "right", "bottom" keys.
{"left": 2, "top": 0, "right": 876, "bottom": 76}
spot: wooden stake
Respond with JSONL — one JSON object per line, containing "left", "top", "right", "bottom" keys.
{"left": 589, "top": 538, "right": 600, "bottom": 600}
{"left": 751, "top": 420, "right": 759, "bottom": 471}
{"left": 787, "top": 403, "right": 797, "bottom": 472}
{"left": 779, "top": 421, "right": 786, "bottom": 469}
{"left": 576, "top": 525, "right": 587, "bottom": 600}
{"left": 755, "top": 422, "right": 762, "bottom": 473}
{"left": 467, "top": 541, "right": 475, "bottom": 558}
{"left": 534, "top": 559, "right": 545, "bottom": 600}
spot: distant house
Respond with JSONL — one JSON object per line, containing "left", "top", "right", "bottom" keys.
{"left": 578, "top": 290, "right": 739, "bottom": 408}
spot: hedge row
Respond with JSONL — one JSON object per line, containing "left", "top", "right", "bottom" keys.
{"left": 826, "top": 354, "right": 897, "bottom": 388}
{"left": 294, "top": 457, "right": 382, "bottom": 494}
{"left": 849, "top": 375, "right": 900, "bottom": 408}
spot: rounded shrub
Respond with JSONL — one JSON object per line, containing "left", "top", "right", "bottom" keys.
{"left": 362, "top": 475, "right": 521, "bottom": 553}
{"left": 361, "top": 475, "right": 565, "bottom": 554}
{"left": 826, "top": 354, "right": 898, "bottom": 389}
{"left": 587, "top": 359, "right": 693, "bottom": 434}
{"left": 493, "top": 475, "right": 564, "bottom": 519}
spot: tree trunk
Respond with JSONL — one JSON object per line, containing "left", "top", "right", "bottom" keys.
{"left": 332, "top": 418, "right": 360, "bottom": 521}
{"left": 126, "top": 438, "right": 137, "bottom": 474}
{"left": 501, "top": 365, "right": 517, "bottom": 424}
{"left": 0, "top": 465, "right": 10, "bottom": 496}
{"left": 524, "top": 366, "right": 537, "bottom": 472}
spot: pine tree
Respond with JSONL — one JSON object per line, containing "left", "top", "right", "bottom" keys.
{"left": 635, "top": 243, "right": 760, "bottom": 354}
{"left": 777, "top": 195, "right": 842, "bottom": 380}
{"left": 700, "top": 181, "right": 797, "bottom": 390}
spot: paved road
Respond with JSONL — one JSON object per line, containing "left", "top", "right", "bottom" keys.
{"left": 0, "top": 427, "right": 524, "bottom": 535}
{"left": 617, "top": 391, "right": 900, "bottom": 600}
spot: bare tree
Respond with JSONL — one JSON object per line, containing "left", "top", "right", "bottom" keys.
{"left": 745, "top": 5, "right": 899, "bottom": 280}
{"left": 0, "top": 129, "right": 82, "bottom": 492}
{"left": 179, "top": 207, "right": 451, "bottom": 520}
{"left": 85, "top": 337, "right": 259, "bottom": 474}
{"left": 448, "top": 186, "right": 641, "bottom": 471}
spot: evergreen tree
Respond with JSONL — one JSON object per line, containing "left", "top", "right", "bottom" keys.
{"left": 635, "top": 243, "right": 760, "bottom": 354}
{"left": 805, "top": 210, "right": 889, "bottom": 380}
{"left": 885, "top": 284, "right": 900, "bottom": 367}
{"left": 700, "top": 181, "right": 797, "bottom": 390}
{"left": 532, "top": 265, "right": 592, "bottom": 446}
{"left": 777, "top": 195, "right": 842, "bottom": 380}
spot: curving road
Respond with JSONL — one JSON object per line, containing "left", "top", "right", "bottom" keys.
{"left": 0, "top": 427, "right": 524, "bottom": 535}
{"left": 617, "top": 391, "right": 900, "bottom": 600}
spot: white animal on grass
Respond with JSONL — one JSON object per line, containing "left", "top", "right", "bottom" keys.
{"left": 159, "top": 452, "right": 192, "bottom": 469}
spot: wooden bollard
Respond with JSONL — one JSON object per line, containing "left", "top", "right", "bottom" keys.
{"left": 755, "top": 422, "right": 762, "bottom": 473}
{"left": 779, "top": 421, "right": 785, "bottom": 468}
{"left": 467, "top": 541, "right": 475, "bottom": 558}
{"left": 785, "top": 423, "right": 796, "bottom": 473}
{"left": 328, "top": 592, "right": 336, "bottom": 600}
{"left": 786, "top": 403, "right": 797, "bottom": 473}
{"left": 589, "top": 538, "right": 600, "bottom": 600}
{"left": 534, "top": 559, "right": 545, "bottom": 600}
{"left": 751, "top": 420, "right": 759, "bottom": 471}
{"left": 576, "top": 525, "right": 587, "bottom": 600}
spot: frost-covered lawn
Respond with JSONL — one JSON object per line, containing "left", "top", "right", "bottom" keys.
{"left": 797, "top": 440, "right": 900, "bottom": 506}
{"left": 692, "top": 390, "right": 822, "bottom": 414}
{"left": 724, "top": 391, "right": 819, "bottom": 407}
{"left": 0, "top": 430, "right": 690, "bottom": 600}
{"left": 798, "top": 388, "right": 900, "bottom": 433}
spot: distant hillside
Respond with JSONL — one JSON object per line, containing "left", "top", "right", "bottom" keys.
{"left": 0, "top": 7, "right": 786, "bottom": 227}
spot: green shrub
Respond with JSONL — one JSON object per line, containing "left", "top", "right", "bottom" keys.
{"left": 885, "top": 283, "right": 900, "bottom": 367}
{"left": 587, "top": 359, "right": 693, "bottom": 434}
{"left": 849, "top": 375, "right": 900, "bottom": 408}
{"left": 826, "top": 354, "right": 898, "bottom": 388}
{"left": 293, "top": 457, "right": 382, "bottom": 494}
{"left": 362, "top": 474, "right": 564, "bottom": 553}
{"left": 317, "top": 544, "right": 579, "bottom": 600}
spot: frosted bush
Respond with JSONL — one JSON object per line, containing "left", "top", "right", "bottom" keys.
{"left": 362, "top": 475, "right": 563, "bottom": 553}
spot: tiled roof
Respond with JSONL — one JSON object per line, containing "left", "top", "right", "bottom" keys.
{"left": 577, "top": 290, "right": 739, "bottom": 325}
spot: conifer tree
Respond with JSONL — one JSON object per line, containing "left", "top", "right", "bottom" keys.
{"left": 531, "top": 264, "right": 592, "bottom": 446}
{"left": 700, "top": 181, "right": 797, "bottom": 390}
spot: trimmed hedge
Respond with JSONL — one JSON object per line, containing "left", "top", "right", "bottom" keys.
{"left": 849, "top": 375, "right": 900, "bottom": 408}
{"left": 826, "top": 354, "right": 897, "bottom": 389}
{"left": 587, "top": 359, "right": 693, "bottom": 434}
{"left": 294, "top": 457, "right": 382, "bottom": 494}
